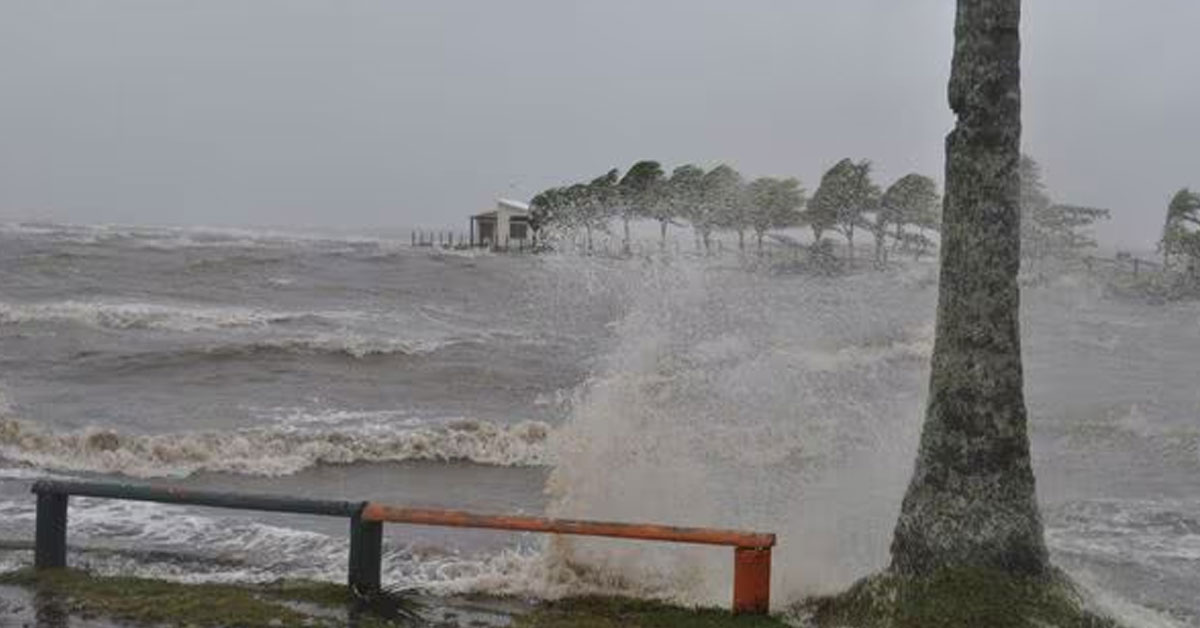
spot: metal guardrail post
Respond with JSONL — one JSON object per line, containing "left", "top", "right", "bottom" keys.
{"left": 348, "top": 511, "right": 382, "bottom": 593}
{"left": 732, "top": 546, "right": 771, "bottom": 614}
{"left": 34, "top": 492, "right": 68, "bottom": 569}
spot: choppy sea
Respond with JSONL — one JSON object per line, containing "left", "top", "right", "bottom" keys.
{"left": 0, "top": 222, "right": 1196, "bottom": 625}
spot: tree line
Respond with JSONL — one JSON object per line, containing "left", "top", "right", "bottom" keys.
{"left": 530, "top": 155, "right": 1109, "bottom": 269}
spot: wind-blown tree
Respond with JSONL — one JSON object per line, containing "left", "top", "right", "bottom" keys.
{"left": 643, "top": 187, "right": 677, "bottom": 247}
{"left": 1019, "top": 155, "right": 1110, "bottom": 274}
{"left": 746, "top": 177, "right": 805, "bottom": 252}
{"left": 881, "top": 174, "right": 941, "bottom": 262}
{"left": 805, "top": 163, "right": 841, "bottom": 243}
{"left": 1039, "top": 204, "right": 1109, "bottom": 252}
{"left": 529, "top": 187, "right": 565, "bottom": 246}
{"left": 808, "top": 158, "right": 880, "bottom": 261}
{"left": 867, "top": 210, "right": 892, "bottom": 268}
{"left": 618, "top": 160, "right": 665, "bottom": 254}
{"left": 581, "top": 169, "right": 620, "bottom": 253}
{"left": 538, "top": 171, "right": 618, "bottom": 254}
{"left": 697, "top": 164, "right": 743, "bottom": 253}
{"left": 560, "top": 183, "right": 594, "bottom": 250}
{"left": 1018, "top": 155, "right": 1055, "bottom": 272}
{"left": 1161, "top": 187, "right": 1200, "bottom": 271}
{"left": 529, "top": 169, "right": 621, "bottom": 251}
{"left": 666, "top": 164, "right": 705, "bottom": 250}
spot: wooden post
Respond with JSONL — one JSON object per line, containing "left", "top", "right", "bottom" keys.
{"left": 35, "top": 493, "right": 68, "bottom": 569}
{"left": 411, "top": 231, "right": 416, "bottom": 247}
{"left": 732, "top": 547, "right": 771, "bottom": 614}
{"left": 348, "top": 513, "right": 383, "bottom": 593}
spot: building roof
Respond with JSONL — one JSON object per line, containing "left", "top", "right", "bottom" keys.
{"left": 472, "top": 198, "right": 531, "bottom": 220}
{"left": 498, "top": 199, "right": 530, "bottom": 212}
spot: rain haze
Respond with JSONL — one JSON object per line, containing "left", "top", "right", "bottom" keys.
{"left": 1, "top": 1, "right": 1197, "bottom": 249}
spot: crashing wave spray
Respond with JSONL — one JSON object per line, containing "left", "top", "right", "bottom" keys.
{"left": 543, "top": 255, "right": 936, "bottom": 606}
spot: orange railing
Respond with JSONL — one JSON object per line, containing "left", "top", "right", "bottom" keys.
{"left": 361, "top": 503, "right": 775, "bottom": 614}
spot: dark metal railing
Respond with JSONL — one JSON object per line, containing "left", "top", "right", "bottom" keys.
{"left": 29, "top": 479, "right": 775, "bottom": 614}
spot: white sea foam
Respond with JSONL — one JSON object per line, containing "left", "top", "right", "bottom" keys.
{"left": 1048, "top": 498, "right": 1200, "bottom": 568}
{"left": 195, "top": 333, "right": 460, "bottom": 359}
{"left": 0, "top": 300, "right": 342, "bottom": 332}
{"left": 0, "top": 300, "right": 487, "bottom": 358}
{"left": 0, "top": 467, "right": 79, "bottom": 481}
{"left": 0, "top": 497, "right": 348, "bottom": 582}
{"left": 262, "top": 407, "right": 422, "bottom": 428}
{"left": 0, "top": 417, "right": 552, "bottom": 478}
{"left": 1068, "top": 567, "right": 1192, "bottom": 628}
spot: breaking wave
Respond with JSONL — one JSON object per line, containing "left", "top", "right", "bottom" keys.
{"left": 73, "top": 335, "right": 459, "bottom": 369}
{"left": 0, "top": 221, "right": 401, "bottom": 251}
{"left": 0, "top": 300, "right": 340, "bottom": 332}
{"left": 0, "top": 418, "right": 552, "bottom": 478}
{"left": 195, "top": 334, "right": 449, "bottom": 359}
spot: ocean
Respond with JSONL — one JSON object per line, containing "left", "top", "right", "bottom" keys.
{"left": 0, "top": 222, "right": 1197, "bottom": 625}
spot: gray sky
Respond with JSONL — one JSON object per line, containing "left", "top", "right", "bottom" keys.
{"left": 1, "top": 1, "right": 1196, "bottom": 248}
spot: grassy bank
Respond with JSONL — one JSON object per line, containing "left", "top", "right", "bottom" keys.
{"left": 792, "top": 567, "right": 1120, "bottom": 628}
{"left": 2, "top": 568, "right": 374, "bottom": 627}
{"left": 1, "top": 569, "right": 791, "bottom": 628}
{"left": 513, "top": 596, "right": 789, "bottom": 628}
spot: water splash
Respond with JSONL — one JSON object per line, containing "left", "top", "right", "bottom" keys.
{"left": 542, "top": 256, "right": 935, "bottom": 606}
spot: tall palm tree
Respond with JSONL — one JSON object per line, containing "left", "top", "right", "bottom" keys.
{"left": 890, "top": 0, "right": 1049, "bottom": 577}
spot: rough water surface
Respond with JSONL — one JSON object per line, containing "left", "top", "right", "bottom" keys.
{"left": 0, "top": 223, "right": 1196, "bottom": 625}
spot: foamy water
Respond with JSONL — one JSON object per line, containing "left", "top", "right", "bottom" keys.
{"left": 0, "top": 224, "right": 1196, "bottom": 625}
{"left": 0, "top": 417, "right": 551, "bottom": 477}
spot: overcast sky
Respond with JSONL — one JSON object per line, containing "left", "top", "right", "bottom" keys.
{"left": 1, "top": 1, "right": 1196, "bottom": 248}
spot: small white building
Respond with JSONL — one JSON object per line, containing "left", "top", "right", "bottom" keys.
{"left": 469, "top": 199, "right": 531, "bottom": 249}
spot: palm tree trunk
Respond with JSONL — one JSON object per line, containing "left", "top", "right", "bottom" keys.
{"left": 890, "top": 0, "right": 1048, "bottom": 577}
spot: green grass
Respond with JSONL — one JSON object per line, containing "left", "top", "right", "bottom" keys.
{"left": 0, "top": 568, "right": 418, "bottom": 627}
{"left": 512, "top": 596, "right": 790, "bottom": 628}
{"left": 1, "top": 569, "right": 792, "bottom": 627}
{"left": 794, "top": 567, "right": 1121, "bottom": 628}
